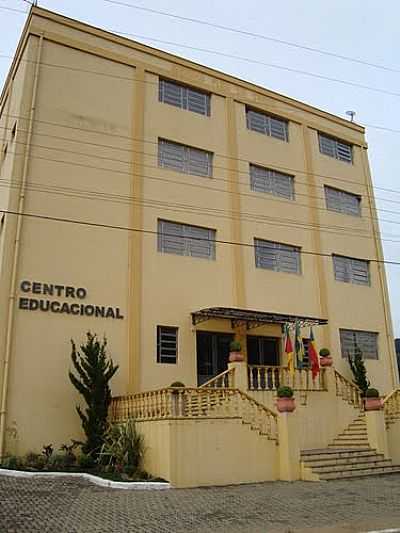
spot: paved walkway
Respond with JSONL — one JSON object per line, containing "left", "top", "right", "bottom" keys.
{"left": 1, "top": 473, "right": 400, "bottom": 532}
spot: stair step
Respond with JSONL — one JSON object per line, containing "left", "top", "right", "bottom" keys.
{"left": 303, "top": 454, "right": 386, "bottom": 468}
{"left": 329, "top": 439, "right": 369, "bottom": 447}
{"left": 312, "top": 459, "right": 392, "bottom": 473}
{"left": 301, "top": 447, "right": 371, "bottom": 458}
{"left": 320, "top": 465, "right": 400, "bottom": 480}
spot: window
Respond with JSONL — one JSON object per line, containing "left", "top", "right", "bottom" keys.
{"left": 157, "top": 326, "right": 178, "bottom": 364}
{"left": 325, "top": 186, "right": 361, "bottom": 216}
{"left": 250, "top": 164, "right": 294, "bottom": 199}
{"left": 246, "top": 107, "right": 288, "bottom": 142}
{"left": 159, "top": 79, "right": 210, "bottom": 116}
{"left": 158, "top": 220, "right": 216, "bottom": 260}
{"left": 333, "top": 255, "right": 370, "bottom": 286}
{"left": 255, "top": 239, "right": 301, "bottom": 274}
{"left": 318, "top": 133, "right": 353, "bottom": 163}
{"left": 340, "top": 329, "right": 378, "bottom": 360}
{"left": 158, "top": 139, "right": 213, "bottom": 177}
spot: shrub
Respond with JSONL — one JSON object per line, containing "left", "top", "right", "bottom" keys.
{"left": 69, "top": 332, "right": 119, "bottom": 457}
{"left": 319, "top": 348, "right": 330, "bottom": 357}
{"left": 77, "top": 453, "right": 96, "bottom": 469}
{"left": 170, "top": 381, "right": 185, "bottom": 388}
{"left": 1, "top": 455, "right": 20, "bottom": 470}
{"left": 348, "top": 345, "right": 370, "bottom": 395}
{"left": 365, "top": 388, "right": 380, "bottom": 398}
{"left": 48, "top": 453, "right": 70, "bottom": 469}
{"left": 277, "top": 386, "right": 294, "bottom": 398}
{"left": 24, "top": 452, "right": 40, "bottom": 468}
{"left": 41, "top": 444, "right": 54, "bottom": 460}
{"left": 99, "top": 419, "right": 145, "bottom": 475}
{"left": 229, "top": 340, "right": 241, "bottom": 352}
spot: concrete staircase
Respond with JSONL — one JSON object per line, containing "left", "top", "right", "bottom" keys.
{"left": 301, "top": 414, "right": 400, "bottom": 480}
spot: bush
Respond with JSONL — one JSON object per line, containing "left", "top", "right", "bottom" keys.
{"left": 1, "top": 455, "right": 20, "bottom": 470}
{"left": 319, "top": 348, "right": 330, "bottom": 357}
{"left": 99, "top": 419, "right": 145, "bottom": 475}
{"left": 277, "top": 386, "right": 294, "bottom": 398}
{"left": 48, "top": 453, "right": 70, "bottom": 469}
{"left": 77, "top": 453, "right": 95, "bottom": 469}
{"left": 365, "top": 388, "right": 380, "bottom": 398}
{"left": 229, "top": 340, "right": 241, "bottom": 352}
{"left": 170, "top": 381, "right": 185, "bottom": 388}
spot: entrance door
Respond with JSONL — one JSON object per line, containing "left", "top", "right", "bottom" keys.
{"left": 247, "top": 336, "right": 280, "bottom": 389}
{"left": 196, "top": 331, "right": 233, "bottom": 386}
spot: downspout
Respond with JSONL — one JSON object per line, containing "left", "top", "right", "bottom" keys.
{"left": 0, "top": 34, "right": 43, "bottom": 458}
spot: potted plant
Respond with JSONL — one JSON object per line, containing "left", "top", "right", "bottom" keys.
{"left": 229, "top": 340, "right": 244, "bottom": 362}
{"left": 364, "top": 388, "right": 382, "bottom": 411}
{"left": 276, "top": 386, "right": 296, "bottom": 413}
{"left": 319, "top": 348, "right": 333, "bottom": 367}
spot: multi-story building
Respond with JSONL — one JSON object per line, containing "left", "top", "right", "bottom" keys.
{"left": 0, "top": 8, "right": 399, "bottom": 484}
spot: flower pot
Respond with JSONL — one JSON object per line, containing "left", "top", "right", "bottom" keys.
{"left": 229, "top": 351, "right": 244, "bottom": 362}
{"left": 319, "top": 355, "right": 333, "bottom": 367}
{"left": 276, "top": 397, "right": 296, "bottom": 413}
{"left": 364, "top": 397, "right": 382, "bottom": 411}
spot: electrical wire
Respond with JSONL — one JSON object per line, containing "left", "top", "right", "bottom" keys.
{"left": 1, "top": 206, "right": 399, "bottom": 265}
{"left": 101, "top": 0, "right": 400, "bottom": 75}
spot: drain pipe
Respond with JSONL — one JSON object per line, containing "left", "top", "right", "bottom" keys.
{"left": 0, "top": 35, "right": 43, "bottom": 458}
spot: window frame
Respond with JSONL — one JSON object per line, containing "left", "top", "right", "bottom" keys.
{"left": 159, "top": 78, "right": 211, "bottom": 116}
{"left": 339, "top": 329, "right": 379, "bottom": 360}
{"left": 246, "top": 106, "right": 289, "bottom": 142}
{"left": 324, "top": 185, "right": 361, "bottom": 217}
{"left": 254, "top": 238, "right": 301, "bottom": 275}
{"left": 158, "top": 219, "right": 216, "bottom": 260}
{"left": 158, "top": 138, "right": 213, "bottom": 178}
{"left": 318, "top": 133, "right": 353, "bottom": 163}
{"left": 249, "top": 164, "right": 295, "bottom": 200}
{"left": 332, "top": 254, "right": 370, "bottom": 286}
{"left": 157, "top": 325, "right": 178, "bottom": 364}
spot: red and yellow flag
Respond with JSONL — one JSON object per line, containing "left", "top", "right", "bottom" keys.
{"left": 284, "top": 324, "right": 294, "bottom": 376}
{"left": 309, "top": 327, "right": 320, "bottom": 380}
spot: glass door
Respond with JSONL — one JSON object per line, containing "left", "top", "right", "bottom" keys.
{"left": 196, "top": 331, "right": 233, "bottom": 386}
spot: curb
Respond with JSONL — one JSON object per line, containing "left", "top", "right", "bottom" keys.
{"left": 0, "top": 468, "right": 171, "bottom": 490}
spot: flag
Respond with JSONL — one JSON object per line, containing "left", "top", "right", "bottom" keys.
{"left": 284, "top": 324, "right": 294, "bottom": 376}
{"left": 309, "top": 327, "right": 320, "bottom": 380}
{"left": 295, "top": 321, "right": 305, "bottom": 369}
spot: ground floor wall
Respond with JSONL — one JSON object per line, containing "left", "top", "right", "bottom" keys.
{"left": 138, "top": 418, "right": 279, "bottom": 488}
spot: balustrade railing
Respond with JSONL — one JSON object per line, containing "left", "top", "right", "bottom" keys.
{"left": 248, "top": 365, "right": 326, "bottom": 392}
{"left": 200, "top": 367, "right": 235, "bottom": 389}
{"left": 334, "top": 370, "right": 363, "bottom": 409}
{"left": 383, "top": 388, "right": 400, "bottom": 425}
{"left": 110, "top": 386, "right": 278, "bottom": 441}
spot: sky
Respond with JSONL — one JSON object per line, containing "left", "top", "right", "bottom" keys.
{"left": 1, "top": 0, "right": 400, "bottom": 335}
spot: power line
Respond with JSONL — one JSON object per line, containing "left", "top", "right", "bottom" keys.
{"left": 0, "top": 5, "right": 27, "bottom": 13}
{"left": 2, "top": 112, "right": 397, "bottom": 199}
{"left": 2, "top": 28, "right": 400, "bottom": 101}
{"left": 102, "top": 0, "right": 400, "bottom": 75}
{"left": 5, "top": 131, "right": 400, "bottom": 222}
{"left": 2, "top": 206, "right": 400, "bottom": 265}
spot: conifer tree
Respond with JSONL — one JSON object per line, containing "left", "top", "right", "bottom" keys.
{"left": 69, "top": 332, "right": 119, "bottom": 456}
{"left": 347, "top": 344, "right": 370, "bottom": 395}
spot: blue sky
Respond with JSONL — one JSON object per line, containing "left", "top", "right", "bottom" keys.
{"left": 1, "top": 0, "right": 400, "bottom": 335}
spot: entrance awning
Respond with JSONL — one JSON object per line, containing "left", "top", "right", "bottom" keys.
{"left": 191, "top": 307, "right": 328, "bottom": 330}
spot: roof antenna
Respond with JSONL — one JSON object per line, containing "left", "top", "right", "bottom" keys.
{"left": 346, "top": 110, "right": 356, "bottom": 122}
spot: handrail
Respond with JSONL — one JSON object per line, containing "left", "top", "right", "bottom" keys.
{"left": 334, "top": 370, "right": 363, "bottom": 409}
{"left": 383, "top": 388, "right": 400, "bottom": 425}
{"left": 200, "top": 367, "right": 235, "bottom": 388}
{"left": 110, "top": 386, "right": 278, "bottom": 441}
{"left": 248, "top": 365, "right": 326, "bottom": 392}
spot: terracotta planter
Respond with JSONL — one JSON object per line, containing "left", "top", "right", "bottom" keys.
{"left": 229, "top": 351, "right": 244, "bottom": 362}
{"left": 364, "top": 397, "right": 382, "bottom": 411}
{"left": 319, "top": 355, "right": 333, "bottom": 367}
{"left": 276, "top": 397, "right": 296, "bottom": 413}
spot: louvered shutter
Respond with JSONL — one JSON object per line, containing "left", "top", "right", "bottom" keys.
{"left": 336, "top": 141, "right": 353, "bottom": 163}
{"left": 246, "top": 110, "right": 267, "bottom": 134}
{"left": 158, "top": 140, "right": 186, "bottom": 172}
{"left": 185, "top": 225, "right": 215, "bottom": 259}
{"left": 340, "top": 329, "right": 378, "bottom": 360}
{"left": 333, "top": 256, "right": 351, "bottom": 282}
{"left": 157, "top": 326, "right": 178, "bottom": 364}
{"left": 187, "top": 147, "right": 212, "bottom": 177}
{"left": 270, "top": 116, "right": 288, "bottom": 141}
{"left": 246, "top": 108, "right": 288, "bottom": 141}
{"left": 159, "top": 79, "right": 210, "bottom": 116}
{"left": 250, "top": 165, "right": 294, "bottom": 199}
{"left": 351, "top": 258, "right": 370, "bottom": 285}
{"left": 255, "top": 239, "right": 300, "bottom": 274}
{"left": 159, "top": 80, "right": 184, "bottom": 108}
{"left": 187, "top": 89, "right": 210, "bottom": 116}
{"left": 325, "top": 186, "right": 361, "bottom": 216}
{"left": 319, "top": 134, "right": 336, "bottom": 158}
{"left": 319, "top": 133, "right": 353, "bottom": 163}
{"left": 333, "top": 255, "right": 369, "bottom": 285}
{"left": 158, "top": 220, "right": 185, "bottom": 255}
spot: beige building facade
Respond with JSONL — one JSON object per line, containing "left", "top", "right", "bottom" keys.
{"left": 0, "top": 7, "right": 399, "bottom": 473}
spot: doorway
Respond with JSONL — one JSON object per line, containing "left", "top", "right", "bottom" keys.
{"left": 196, "top": 331, "right": 234, "bottom": 386}
{"left": 247, "top": 335, "right": 281, "bottom": 390}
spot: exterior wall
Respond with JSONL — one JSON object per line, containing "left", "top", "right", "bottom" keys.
{"left": 138, "top": 418, "right": 278, "bottom": 488}
{"left": 387, "top": 421, "right": 400, "bottom": 464}
{"left": 0, "top": 7, "right": 397, "bottom": 455}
